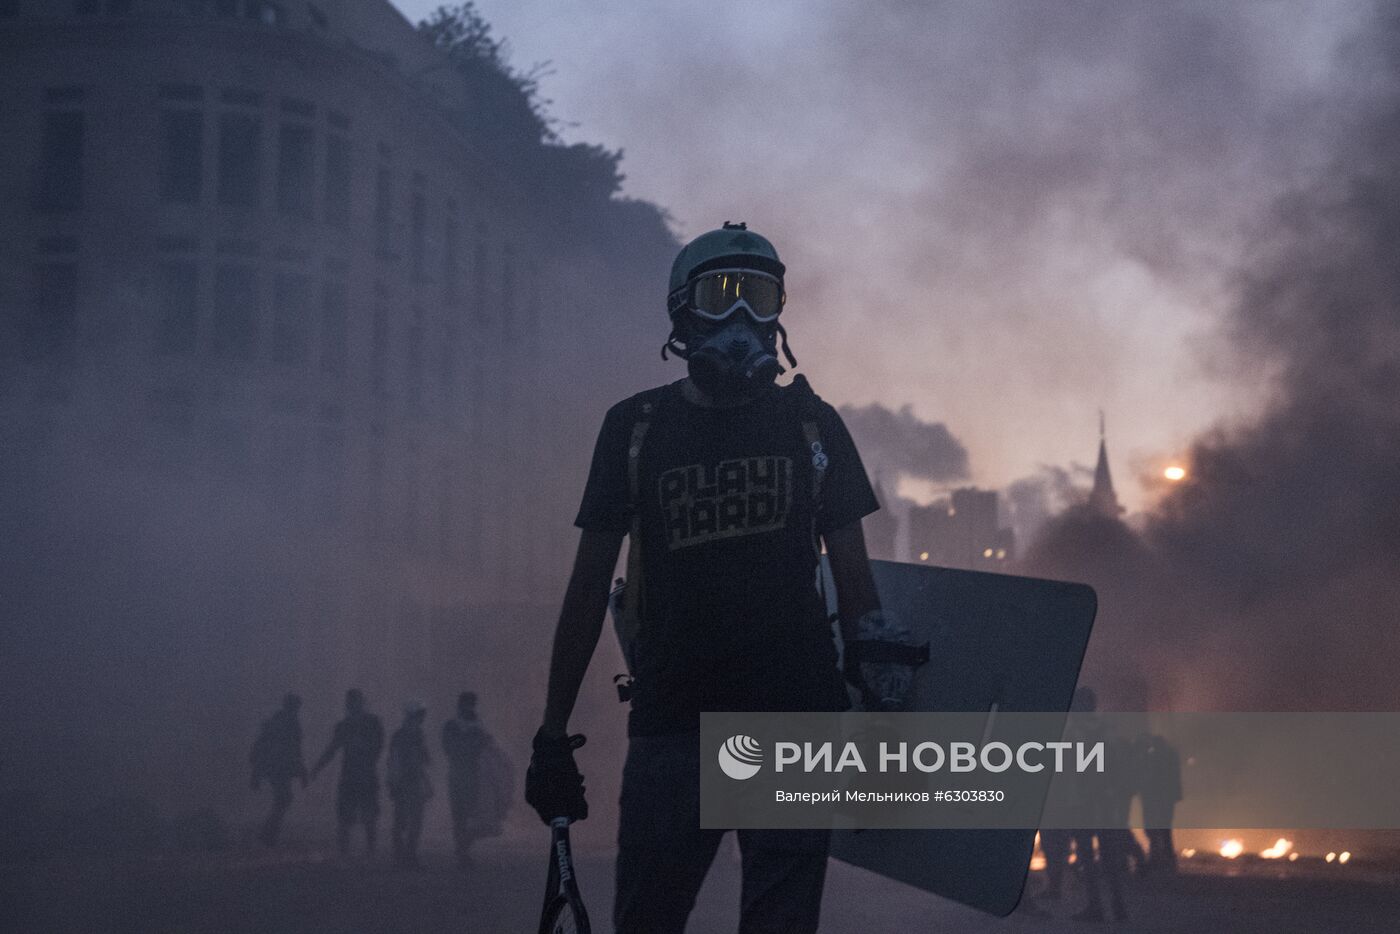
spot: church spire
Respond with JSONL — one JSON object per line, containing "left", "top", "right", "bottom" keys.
{"left": 1089, "top": 410, "right": 1122, "bottom": 517}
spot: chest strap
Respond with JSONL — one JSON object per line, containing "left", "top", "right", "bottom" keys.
{"left": 616, "top": 401, "right": 655, "bottom": 685}
{"left": 626, "top": 409, "right": 652, "bottom": 506}
{"left": 801, "top": 418, "right": 827, "bottom": 506}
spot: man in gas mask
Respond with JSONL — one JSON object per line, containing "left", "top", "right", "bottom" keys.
{"left": 525, "top": 223, "right": 922, "bottom": 933}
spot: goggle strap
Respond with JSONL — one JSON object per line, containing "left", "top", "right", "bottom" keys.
{"left": 662, "top": 327, "right": 689, "bottom": 361}
{"left": 777, "top": 321, "right": 797, "bottom": 368}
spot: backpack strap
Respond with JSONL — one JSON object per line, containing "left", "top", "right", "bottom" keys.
{"left": 788, "top": 375, "right": 839, "bottom": 623}
{"left": 789, "top": 374, "right": 829, "bottom": 517}
{"left": 626, "top": 407, "right": 652, "bottom": 507}
{"left": 617, "top": 396, "right": 659, "bottom": 687}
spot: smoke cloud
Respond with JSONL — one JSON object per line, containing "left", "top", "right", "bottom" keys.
{"left": 434, "top": 0, "right": 1369, "bottom": 496}
{"left": 1024, "top": 4, "right": 1400, "bottom": 712}
{"left": 837, "top": 402, "right": 968, "bottom": 489}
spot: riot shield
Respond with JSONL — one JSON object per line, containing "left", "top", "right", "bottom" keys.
{"left": 821, "top": 558, "right": 1097, "bottom": 916}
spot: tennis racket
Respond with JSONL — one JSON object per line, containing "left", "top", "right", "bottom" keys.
{"left": 537, "top": 816, "right": 591, "bottom": 934}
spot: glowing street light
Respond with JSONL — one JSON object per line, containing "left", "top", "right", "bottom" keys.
{"left": 1164, "top": 465, "right": 1187, "bottom": 482}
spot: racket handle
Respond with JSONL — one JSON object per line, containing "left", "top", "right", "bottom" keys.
{"left": 550, "top": 816, "right": 571, "bottom": 829}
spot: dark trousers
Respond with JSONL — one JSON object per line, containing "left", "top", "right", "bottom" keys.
{"left": 391, "top": 793, "right": 426, "bottom": 864}
{"left": 1144, "top": 801, "right": 1176, "bottom": 872}
{"left": 615, "top": 734, "right": 830, "bottom": 934}
{"left": 448, "top": 786, "right": 479, "bottom": 864}
{"left": 1039, "top": 829, "right": 1071, "bottom": 896}
{"left": 258, "top": 779, "right": 293, "bottom": 846}
{"left": 1072, "top": 829, "right": 1128, "bottom": 918}
{"left": 335, "top": 779, "right": 379, "bottom": 854}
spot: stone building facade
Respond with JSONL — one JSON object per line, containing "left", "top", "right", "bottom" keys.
{"left": 0, "top": 0, "right": 674, "bottom": 807}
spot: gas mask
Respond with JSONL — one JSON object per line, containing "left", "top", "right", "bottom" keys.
{"left": 685, "top": 316, "right": 783, "bottom": 400}
{"left": 666, "top": 268, "right": 796, "bottom": 402}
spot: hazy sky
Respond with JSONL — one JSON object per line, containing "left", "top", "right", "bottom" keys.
{"left": 393, "top": 0, "right": 1364, "bottom": 510}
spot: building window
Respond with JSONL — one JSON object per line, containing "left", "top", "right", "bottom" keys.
{"left": 439, "top": 321, "right": 458, "bottom": 412}
{"left": 370, "top": 305, "right": 389, "bottom": 396}
{"left": 367, "top": 436, "right": 385, "bottom": 539}
{"left": 473, "top": 241, "right": 489, "bottom": 320}
{"left": 374, "top": 166, "right": 392, "bottom": 257}
{"left": 217, "top": 112, "right": 261, "bottom": 207}
{"left": 320, "top": 264, "right": 348, "bottom": 377}
{"left": 406, "top": 311, "right": 424, "bottom": 411}
{"left": 438, "top": 458, "right": 458, "bottom": 563}
{"left": 26, "top": 263, "right": 79, "bottom": 362}
{"left": 525, "top": 263, "right": 542, "bottom": 356}
{"left": 266, "top": 423, "right": 307, "bottom": 504}
{"left": 210, "top": 264, "right": 258, "bottom": 361}
{"left": 34, "top": 109, "right": 84, "bottom": 212}
{"left": 315, "top": 425, "right": 345, "bottom": 523}
{"left": 154, "top": 261, "right": 199, "bottom": 355}
{"left": 276, "top": 123, "right": 314, "bottom": 218}
{"left": 280, "top": 97, "right": 313, "bottom": 118}
{"left": 410, "top": 185, "right": 426, "bottom": 280}
{"left": 38, "top": 236, "right": 78, "bottom": 255}
{"left": 206, "top": 417, "right": 253, "bottom": 477}
{"left": 158, "top": 110, "right": 204, "bottom": 204}
{"left": 403, "top": 442, "right": 420, "bottom": 549}
{"left": 254, "top": 1, "right": 284, "bottom": 25}
{"left": 500, "top": 244, "right": 516, "bottom": 339}
{"left": 323, "top": 132, "right": 350, "bottom": 228}
{"left": 443, "top": 202, "right": 460, "bottom": 305}
{"left": 147, "top": 386, "right": 196, "bottom": 436}
{"left": 219, "top": 87, "right": 262, "bottom": 108}
{"left": 157, "top": 83, "right": 203, "bottom": 103}
{"left": 270, "top": 271, "right": 310, "bottom": 365}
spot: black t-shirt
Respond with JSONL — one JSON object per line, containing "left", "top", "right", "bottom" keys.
{"left": 575, "top": 378, "right": 880, "bottom": 735}
{"left": 331, "top": 712, "right": 384, "bottom": 784}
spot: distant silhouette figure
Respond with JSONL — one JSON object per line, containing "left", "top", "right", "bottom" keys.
{"left": 442, "top": 691, "right": 511, "bottom": 867}
{"left": 1068, "top": 687, "right": 1129, "bottom": 923}
{"left": 387, "top": 701, "right": 432, "bottom": 868}
{"left": 249, "top": 692, "right": 307, "bottom": 847}
{"left": 1137, "top": 733, "right": 1182, "bottom": 874}
{"left": 311, "top": 688, "right": 384, "bottom": 856}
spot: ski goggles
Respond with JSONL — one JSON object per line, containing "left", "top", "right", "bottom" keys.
{"left": 681, "top": 269, "right": 785, "bottom": 323}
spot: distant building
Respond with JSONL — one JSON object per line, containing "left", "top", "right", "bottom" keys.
{"left": 0, "top": 0, "right": 674, "bottom": 804}
{"left": 862, "top": 472, "right": 900, "bottom": 561}
{"left": 908, "top": 486, "right": 1015, "bottom": 571}
{"left": 1088, "top": 415, "right": 1124, "bottom": 518}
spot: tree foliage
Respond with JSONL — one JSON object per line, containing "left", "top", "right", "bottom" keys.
{"left": 417, "top": 3, "right": 626, "bottom": 203}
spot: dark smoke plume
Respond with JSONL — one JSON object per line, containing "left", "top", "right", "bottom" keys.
{"left": 1025, "top": 5, "right": 1400, "bottom": 711}
{"left": 837, "top": 401, "right": 969, "bottom": 487}
{"left": 1004, "top": 463, "right": 1094, "bottom": 551}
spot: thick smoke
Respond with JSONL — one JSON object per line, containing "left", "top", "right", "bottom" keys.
{"left": 1003, "top": 462, "right": 1093, "bottom": 551}
{"left": 837, "top": 401, "right": 968, "bottom": 488}
{"left": 1025, "top": 5, "right": 1400, "bottom": 711}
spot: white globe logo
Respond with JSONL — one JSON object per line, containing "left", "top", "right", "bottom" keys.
{"left": 718, "top": 734, "right": 763, "bottom": 780}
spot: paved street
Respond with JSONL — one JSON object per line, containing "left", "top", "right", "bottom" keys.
{"left": 6, "top": 835, "right": 1400, "bottom": 933}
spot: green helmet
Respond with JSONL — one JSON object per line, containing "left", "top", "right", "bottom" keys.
{"left": 667, "top": 222, "right": 785, "bottom": 315}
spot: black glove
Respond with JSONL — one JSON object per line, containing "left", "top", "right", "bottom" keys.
{"left": 526, "top": 728, "right": 588, "bottom": 824}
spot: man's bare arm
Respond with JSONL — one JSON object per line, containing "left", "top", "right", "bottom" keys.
{"left": 824, "top": 520, "right": 881, "bottom": 643}
{"left": 540, "top": 527, "right": 626, "bottom": 738}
